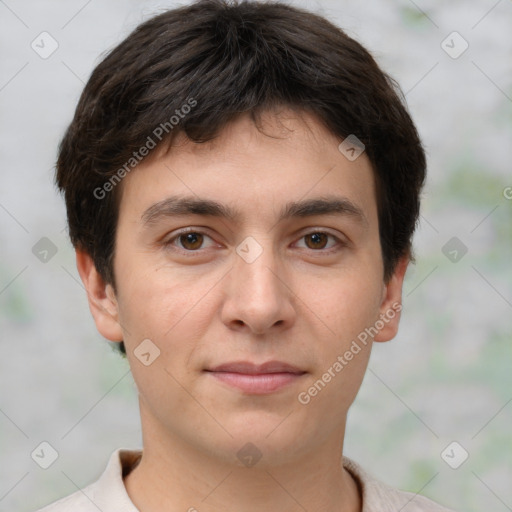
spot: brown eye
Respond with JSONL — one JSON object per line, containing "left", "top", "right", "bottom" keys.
{"left": 294, "top": 231, "right": 343, "bottom": 253}
{"left": 304, "top": 232, "right": 329, "bottom": 250}
{"left": 163, "top": 228, "right": 217, "bottom": 256}
{"left": 178, "top": 232, "right": 204, "bottom": 250}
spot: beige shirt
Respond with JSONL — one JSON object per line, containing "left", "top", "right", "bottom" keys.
{"left": 36, "top": 449, "right": 455, "bottom": 511}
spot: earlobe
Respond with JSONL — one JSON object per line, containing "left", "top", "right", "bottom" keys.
{"left": 75, "top": 249, "right": 124, "bottom": 342}
{"left": 373, "top": 256, "right": 409, "bottom": 343}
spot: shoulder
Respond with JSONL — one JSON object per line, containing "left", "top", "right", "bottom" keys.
{"left": 343, "top": 457, "right": 457, "bottom": 512}
{"left": 32, "top": 448, "right": 142, "bottom": 512}
{"left": 34, "top": 485, "right": 97, "bottom": 512}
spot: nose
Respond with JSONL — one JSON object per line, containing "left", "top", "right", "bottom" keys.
{"left": 220, "top": 240, "right": 296, "bottom": 335}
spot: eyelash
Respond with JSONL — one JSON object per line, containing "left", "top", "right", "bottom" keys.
{"left": 162, "top": 228, "right": 346, "bottom": 256}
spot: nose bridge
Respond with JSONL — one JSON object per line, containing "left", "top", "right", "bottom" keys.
{"left": 222, "top": 233, "right": 293, "bottom": 332}
{"left": 234, "top": 234, "right": 282, "bottom": 297}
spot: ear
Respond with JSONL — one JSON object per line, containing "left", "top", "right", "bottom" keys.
{"left": 75, "top": 249, "right": 124, "bottom": 343}
{"left": 373, "top": 256, "right": 409, "bottom": 343}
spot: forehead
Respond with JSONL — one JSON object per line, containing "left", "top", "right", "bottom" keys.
{"left": 117, "top": 109, "right": 378, "bottom": 226}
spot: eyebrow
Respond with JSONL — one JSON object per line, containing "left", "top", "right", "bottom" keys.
{"left": 141, "top": 195, "right": 367, "bottom": 227}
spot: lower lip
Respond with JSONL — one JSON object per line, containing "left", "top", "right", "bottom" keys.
{"left": 206, "top": 371, "right": 305, "bottom": 394}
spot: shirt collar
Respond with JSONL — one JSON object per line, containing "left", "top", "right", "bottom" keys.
{"left": 90, "top": 448, "right": 402, "bottom": 512}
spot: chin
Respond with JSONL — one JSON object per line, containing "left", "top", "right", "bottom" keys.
{"left": 213, "top": 416, "right": 311, "bottom": 465}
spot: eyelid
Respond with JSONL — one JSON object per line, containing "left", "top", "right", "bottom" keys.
{"left": 162, "top": 227, "right": 348, "bottom": 255}
{"left": 292, "top": 228, "right": 347, "bottom": 252}
{"left": 163, "top": 227, "right": 218, "bottom": 252}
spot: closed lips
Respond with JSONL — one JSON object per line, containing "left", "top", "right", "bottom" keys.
{"left": 205, "top": 361, "right": 306, "bottom": 374}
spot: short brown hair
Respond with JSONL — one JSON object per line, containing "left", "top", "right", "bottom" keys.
{"left": 57, "top": 0, "right": 426, "bottom": 288}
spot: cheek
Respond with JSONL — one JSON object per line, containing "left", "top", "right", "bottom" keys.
{"left": 115, "top": 246, "right": 176, "bottom": 316}
{"left": 115, "top": 257, "right": 219, "bottom": 353}
{"left": 308, "top": 271, "right": 383, "bottom": 338}
{"left": 296, "top": 280, "right": 381, "bottom": 420}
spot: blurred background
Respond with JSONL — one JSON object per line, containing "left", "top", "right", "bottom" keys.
{"left": 0, "top": 0, "right": 511, "bottom": 511}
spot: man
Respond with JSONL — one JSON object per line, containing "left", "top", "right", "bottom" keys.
{"left": 37, "top": 0, "right": 456, "bottom": 510}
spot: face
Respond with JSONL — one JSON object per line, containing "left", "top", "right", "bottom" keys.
{"left": 79, "top": 108, "right": 407, "bottom": 467}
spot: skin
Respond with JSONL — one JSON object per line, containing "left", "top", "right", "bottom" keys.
{"left": 77, "top": 107, "right": 409, "bottom": 512}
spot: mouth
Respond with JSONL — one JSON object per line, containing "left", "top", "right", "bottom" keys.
{"left": 204, "top": 360, "right": 307, "bottom": 394}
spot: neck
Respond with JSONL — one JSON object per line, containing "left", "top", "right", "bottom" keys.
{"left": 124, "top": 404, "right": 361, "bottom": 512}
